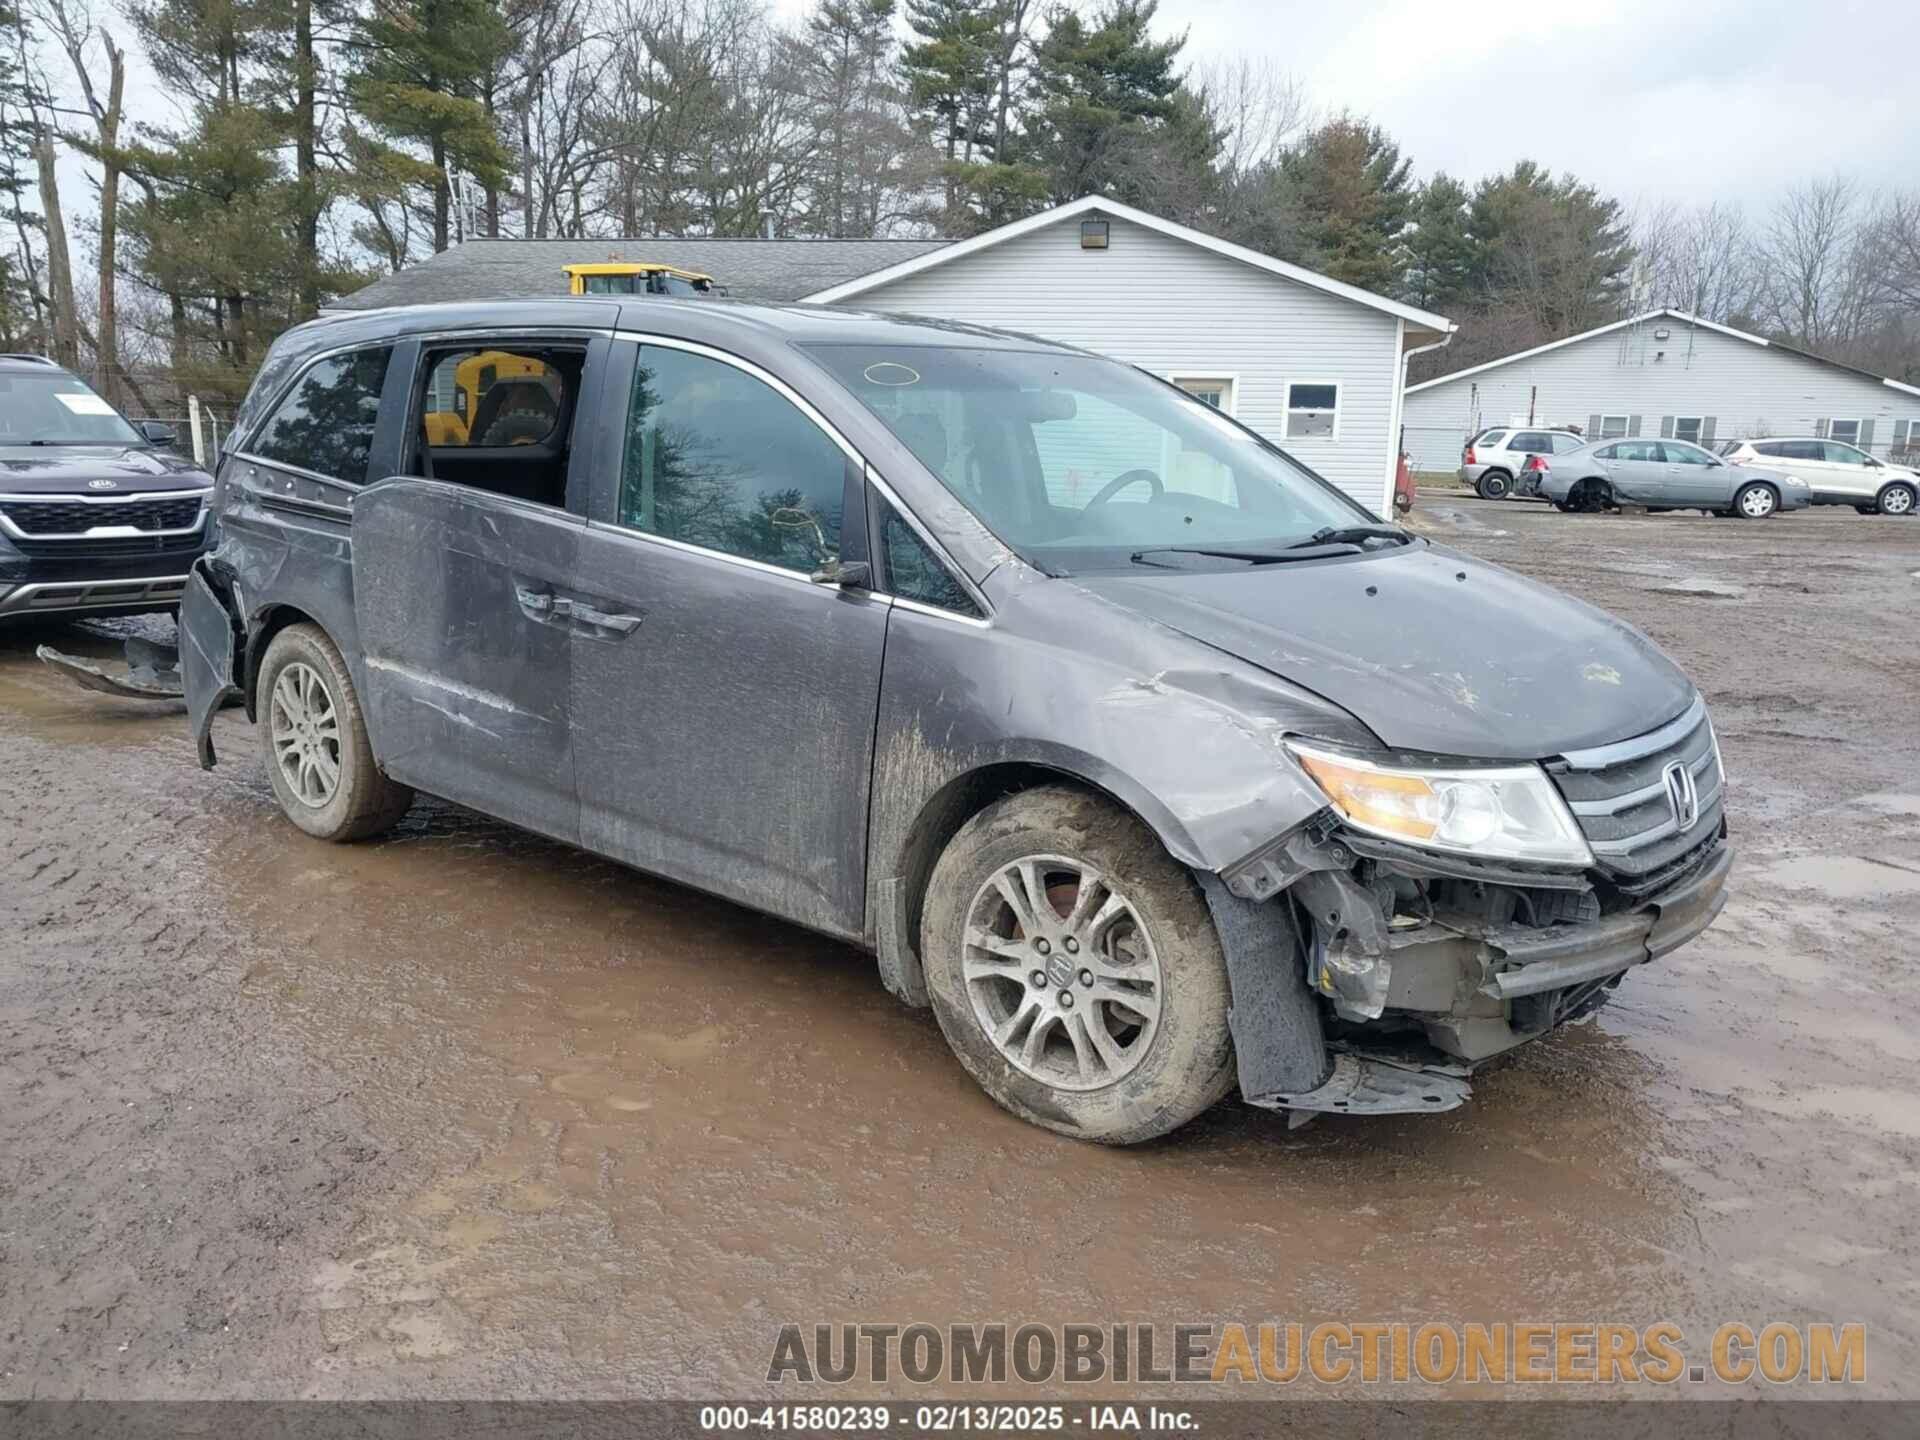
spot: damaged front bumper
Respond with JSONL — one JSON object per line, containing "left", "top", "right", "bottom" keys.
{"left": 1213, "top": 814, "right": 1731, "bottom": 1116}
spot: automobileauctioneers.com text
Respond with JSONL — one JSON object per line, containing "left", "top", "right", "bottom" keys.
{"left": 767, "top": 1321, "right": 1865, "bottom": 1387}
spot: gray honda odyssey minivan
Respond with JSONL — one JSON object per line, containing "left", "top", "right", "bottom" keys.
{"left": 181, "top": 298, "right": 1729, "bottom": 1142}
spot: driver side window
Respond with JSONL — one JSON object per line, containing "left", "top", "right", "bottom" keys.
{"left": 619, "top": 345, "right": 847, "bottom": 572}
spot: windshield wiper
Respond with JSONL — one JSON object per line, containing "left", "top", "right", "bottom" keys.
{"left": 1130, "top": 545, "right": 1337, "bottom": 567}
{"left": 1285, "top": 524, "right": 1411, "bottom": 550}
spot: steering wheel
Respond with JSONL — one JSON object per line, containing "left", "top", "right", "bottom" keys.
{"left": 1088, "top": 468, "right": 1163, "bottom": 506}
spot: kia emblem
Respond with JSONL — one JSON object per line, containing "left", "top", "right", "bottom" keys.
{"left": 87, "top": 478, "right": 118, "bottom": 490}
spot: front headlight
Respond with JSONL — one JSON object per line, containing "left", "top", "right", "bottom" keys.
{"left": 1287, "top": 742, "right": 1595, "bottom": 867}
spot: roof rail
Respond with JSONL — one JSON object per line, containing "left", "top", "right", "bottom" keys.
{"left": 0, "top": 353, "right": 58, "bottom": 365}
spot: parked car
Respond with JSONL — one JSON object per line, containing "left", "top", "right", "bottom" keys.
{"left": 180, "top": 299, "right": 1730, "bottom": 1143}
{"left": 0, "top": 355, "right": 213, "bottom": 622}
{"left": 1460, "top": 426, "right": 1586, "bottom": 500}
{"left": 1714, "top": 437, "right": 1918, "bottom": 516}
{"left": 1529, "top": 436, "right": 1809, "bottom": 518}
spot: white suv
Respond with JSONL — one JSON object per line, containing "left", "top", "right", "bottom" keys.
{"left": 1714, "top": 437, "right": 1917, "bottom": 516}
{"left": 1460, "top": 427, "right": 1586, "bottom": 500}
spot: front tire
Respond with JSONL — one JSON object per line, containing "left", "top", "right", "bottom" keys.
{"left": 1475, "top": 470, "right": 1512, "bottom": 500}
{"left": 921, "top": 787, "right": 1236, "bottom": 1144}
{"left": 257, "top": 624, "right": 413, "bottom": 841}
{"left": 1876, "top": 482, "right": 1916, "bottom": 516}
{"left": 1734, "top": 481, "right": 1779, "bottom": 519}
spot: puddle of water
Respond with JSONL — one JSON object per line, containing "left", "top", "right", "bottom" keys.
{"left": 1752, "top": 854, "right": 1920, "bottom": 899}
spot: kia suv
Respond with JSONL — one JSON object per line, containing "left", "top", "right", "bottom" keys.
{"left": 0, "top": 355, "right": 214, "bottom": 621}
{"left": 1460, "top": 426, "right": 1585, "bottom": 499}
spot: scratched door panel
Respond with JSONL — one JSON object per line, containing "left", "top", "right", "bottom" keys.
{"left": 353, "top": 478, "right": 584, "bottom": 842}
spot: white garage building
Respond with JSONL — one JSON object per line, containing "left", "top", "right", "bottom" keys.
{"left": 337, "top": 196, "right": 1455, "bottom": 518}
{"left": 1402, "top": 308, "right": 1920, "bottom": 472}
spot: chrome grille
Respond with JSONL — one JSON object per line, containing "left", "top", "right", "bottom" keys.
{"left": 0, "top": 495, "right": 204, "bottom": 535}
{"left": 1550, "top": 696, "right": 1723, "bottom": 877}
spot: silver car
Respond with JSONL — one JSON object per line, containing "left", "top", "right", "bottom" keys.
{"left": 1531, "top": 436, "right": 1810, "bottom": 518}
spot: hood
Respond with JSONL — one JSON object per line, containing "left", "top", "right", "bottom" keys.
{"left": 1073, "top": 542, "right": 1695, "bottom": 759}
{"left": 0, "top": 445, "right": 213, "bottom": 495}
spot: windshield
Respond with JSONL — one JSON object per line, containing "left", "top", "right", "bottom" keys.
{"left": 805, "top": 344, "right": 1372, "bottom": 573}
{"left": 0, "top": 371, "right": 146, "bottom": 446}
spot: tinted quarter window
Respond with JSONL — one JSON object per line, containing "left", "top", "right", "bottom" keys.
{"left": 881, "top": 502, "right": 978, "bottom": 617}
{"left": 620, "top": 346, "right": 845, "bottom": 572}
{"left": 251, "top": 346, "right": 392, "bottom": 483}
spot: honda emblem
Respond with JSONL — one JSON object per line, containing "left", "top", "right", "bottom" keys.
{"left": 1663, "top": 761, "right": 1699, "bottom": 831}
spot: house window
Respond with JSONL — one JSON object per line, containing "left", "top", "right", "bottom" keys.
{"left": 1673, "top": 416, "right": 1703, "bottom": 444}
{"left": 1285, "top": 381, "right": 1339, "bottom": 439}
{"left": 1827, "top": 418, "right": 1862, "bottom": 446}
{"left": 1173, "top": 376, "right": 1235, "bottom": 414}
{"left": 1599, "top": 414, "right": 1629, "bottom": 440}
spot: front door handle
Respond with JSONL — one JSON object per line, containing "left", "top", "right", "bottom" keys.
{"left": 570, "top": 601, "right": 643, "bottom": 636}
{"left": 514, "top": 585, "right": 573, "bottom": 621}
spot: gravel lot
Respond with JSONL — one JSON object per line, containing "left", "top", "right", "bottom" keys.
{"left": 3, "top": 499, "right": 1918, "bottom": 1401}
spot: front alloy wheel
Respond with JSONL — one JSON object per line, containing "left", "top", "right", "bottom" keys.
{"left": 1878, "top": 482, "right": 1916, "bottom": 516}
{"left": 963, "top": 856, "right": 1162, "bottom": 1091}
{"left": 1735, "top": 482, "right": 1778, "bottom": 519}
{"left": 921, "top": 786, "right": 1237, "bottom": 1143}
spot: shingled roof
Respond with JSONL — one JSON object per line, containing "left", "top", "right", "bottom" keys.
{"left": 329, "top": 236, "right": 954, "bottom": 310}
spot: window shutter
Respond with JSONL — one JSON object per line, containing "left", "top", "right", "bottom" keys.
{"left": 1859, "top": 419, "right": 1875, "bottom": 452}
{"left": 1587, "top": 412, "right": 1602, "bottom": 439}
{"left": 1628, "top": 415, "right": 1642, "bottom": 437}
{"left": 1702, "top": 417, "right": 1717, "bottom": 444}
{"left": 1815, "top": 418, "right": 1829, "bottom": 438}
{"left": 1659, "top": 416, "right": 1674, "bottom": 438}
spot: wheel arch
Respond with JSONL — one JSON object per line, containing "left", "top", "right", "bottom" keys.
{"left": 244, "top": 604, "right": 335, "bottom": 720}
{"left": 869, "top": 754, "right": 1202, "bottom": 1009}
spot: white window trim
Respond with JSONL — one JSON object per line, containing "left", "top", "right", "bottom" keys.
{"left": 1826, "top": 418, "right": 1863, "bottom": 445}
{"left": 1672, "top": 415, "right": 1704, "bottom": 443}
{"left": 1599, "top": 414, "right": 1630, "bottom": 440}
{"left": 1284, "top": 378, "right": 1341, "bottom": 442}
{"left": 1168, "top": 373, "right": 1238, "bottom": 416}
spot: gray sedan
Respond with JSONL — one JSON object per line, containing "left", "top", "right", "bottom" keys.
{"left": 1527, "top": 436, "right": 1810, "bottom": 518}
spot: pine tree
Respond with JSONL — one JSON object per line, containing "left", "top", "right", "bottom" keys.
{"left": 1468, "top": 161, "right": 1631, "bottom": 332}
{"left": 1028, "top": 0, "right": 1193, "bottom": 210}
{"left": 1274, "top": 117, "right": 1413, "bottom": 293}
{"left": 783, "top": 0, "right": 917, "bottom": 236}
{"left": 350, "top": 0, "right": 514, "bottom": 253}
{"left": 1401, "top": 173, "right": 1475, "bottom": 311}
{"left": 900, "top": 0, "right": 998, "bottom": 224}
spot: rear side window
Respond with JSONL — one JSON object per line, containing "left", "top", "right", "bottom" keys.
{"left": 422, "top": 350, "right": 565, "bottom": 448}
{"left": 1476, "top": 430, "right": 1507, "bottom": 448}
{"left": 1510, "top": 431, "right": 1551, "bottom": 452}
{"left": 619, "top": 345, "right": 846, "bottom": 572}
{"left": 250, "top": 346, "right": 392, "bottom": 483}
{"left": 880, "top": 502, "right": 978, "bottom": 617}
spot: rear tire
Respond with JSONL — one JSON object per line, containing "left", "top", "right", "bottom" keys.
{"left": 257, "top": 623, "right": 413, "bottom": 842}
{"left": 1475, "top": 470, "right": 1512, "bottom": 501}
{"left": 1876, "top": 481, "right": 1916, "bottom": 517}
{"left": 1734, "top": 481, "right": 1779, "bottom": 519}
{"left": 921, "top": 786, "right": 1236, "bottom": 1144}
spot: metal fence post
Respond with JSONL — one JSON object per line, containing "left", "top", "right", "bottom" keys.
{"left": 188, "top": 395, "right": 205, "bottom": 466}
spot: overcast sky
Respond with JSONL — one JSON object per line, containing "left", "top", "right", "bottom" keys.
{"left": 772, "top": 0, "right": 1919, "bottom": 210}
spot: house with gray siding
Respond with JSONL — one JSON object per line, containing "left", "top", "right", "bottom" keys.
{"left": 1402, "top": 308, "right": 1920, "bottom": 472}
{"left": 335, "top": 196, "right": 1455, "bottom": 517}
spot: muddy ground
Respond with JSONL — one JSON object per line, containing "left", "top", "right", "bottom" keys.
{"left": 2, "top": 500, "right": 1918, "bottom": 1403}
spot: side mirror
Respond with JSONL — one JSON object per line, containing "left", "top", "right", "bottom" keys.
{"left": 139, "top": 420, "right": 177, "bottom": 446}
{"left": 810, "top": 559, "right": 871, "bottom": 589}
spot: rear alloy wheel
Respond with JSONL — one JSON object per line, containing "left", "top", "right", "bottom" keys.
{"left": 1475, "top": 470, "right": 1512, "bottom": 500}
{"left": 1876, "top": 482, "right": 1916, "bottom": 517}
{"left": 1734, "top": 481, "right": 1779, "bottom": 519}
{"left": 922, "top": 786, "right": 1235, "bottom": 1144}
{"left": 257, "top": 624, "right": 414, "bottom": 842}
